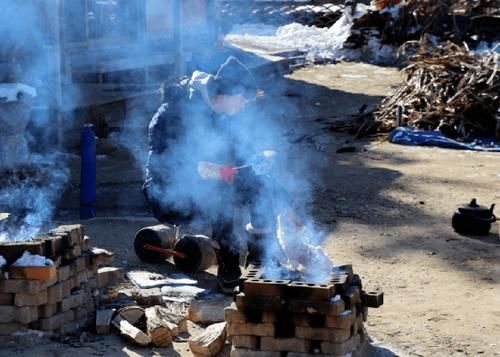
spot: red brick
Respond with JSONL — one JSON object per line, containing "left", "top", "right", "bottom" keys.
{"left": 260, "top": 337, "right": 311, "bottom": 353}
{"left": 242, "top": 279, "right": 289, "bottom": 297}
{"left": 224, "top": 303, "right": 248, "bottom": 323}
{"left": 15, "top": 290, "right": 48, "bottom": 307}
{"left": 235, "top": 293, "right": 286, "bottom": 313}
{"left": 321, "top": 335, "right": 356, "bottom": 355}
{"left": 325, "top": 309, "right": 355, "bottom": 329}
{"left": 289, "top": 298, "right": 345, "bottom": 316}
{"left": 227, "top": 322, "right": 275, "bottom": 337}
{"left": 295, "top": 326, "right": 351, "bottom": 343}
{"left": 361, "top": 290, "right": 384, "bottom": 308}
{"left": 287, "top": 281, "right": 335, "bottom": 301}
{"left": 232, "top": 335, "right": 259, "bottom": 349}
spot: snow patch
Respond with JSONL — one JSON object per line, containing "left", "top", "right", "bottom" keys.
{"left": 12, "top": 251, "right": 53, "bottom": 267}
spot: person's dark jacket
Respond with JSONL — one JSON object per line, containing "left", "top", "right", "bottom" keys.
{"left": 143, "top": 72, "right": 248, "bottom": 223}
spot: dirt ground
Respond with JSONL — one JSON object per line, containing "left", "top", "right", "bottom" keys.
{"left": 1, "top": 62, "right": 499, "bottom": 357}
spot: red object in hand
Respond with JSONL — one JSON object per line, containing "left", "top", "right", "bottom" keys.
{"left": 220, "top": 166, "right": 237, "bottom": 183}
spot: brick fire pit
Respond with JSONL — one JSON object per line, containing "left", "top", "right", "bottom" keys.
{"left": 0, "top": 224, "right": 120, "bottom": 335}
{"left": 225, "top": 264, "right": 384, "bottom": 356}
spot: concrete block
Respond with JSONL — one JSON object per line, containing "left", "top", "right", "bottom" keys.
{"left": 361, "top": 290, "right": 384, "bottom": 308}
{"left": 57, "top": 265, "right": 71, "bottom": 282}
{"left": 97, "top": 267, "right": 124, "bottom": 289}
{"left": 82, "top": 236, "right": 91, "bottom": 251}
{"left": 295, "top": 326, "right": 351, "bottom": 343}
{"left": 50, "top": 225, "right": 83, "bottom": 246}
{"left": 96, "top": 309, "right": 115, "bottom": 335}
{"left": 289, "top": 298, "right": 345, "bottom": 316}
{"left": 38, "top": 312, "right": 65, "bottom": 331}
{"left": 0, "top": 305, "right": 16, "bottom": 323}
{"left": 16, "top": 306, "right": 39, "bottom": 324}
{"left": 0, "top": 322, "right": 27, "bottom": 335}
{"left": 15, "top": 290, "right": 48, "bottom": 307}
{"left": 232, "top": 335, "right": 259, "bottom": 349}
{"left": 47, "top": 283, "right": 63, "bottom": 304}
{"left": 0, "top": 279, "right": 41, "bottom": 294}
{"left": 39, "top": 303, "right": 58, "bottom": 318}
{"left": 325, "top": 309, "right": 355, "bottom": 329}
{"left": 343, "top": 286, "right": 361, "bottom": 310}
{"left": 227, "top": 322, "right": 275, "bottom": 337}
{"left": 61, "top": 278, "right": 74, "bottom": 297}
{"left": 287, "top": 281, "right": 335, "bottom": 301}
{"left": 75, "top": 270, "right": 89, "bottom": 286}
{"left": 72, "top": 256, "right": 87, "bottom": 273}
{"left": 260, "top": 337, "right": 311, "bottom": 353}
{"left": 74, "top": 306, "right": 88, "bottom": 320}
{"left": 90, "top": 247, "right": 115, "bottom": 266}
{"left": 235, "top": 293, "right": 286, "bottom": 313}
{"left": 63, "top": 309, "right": 75, "bottom": 324}
{"left": 0, "top": 293, "right": 14, "bottom": 305}
{"left": 242, "top": 279, "right": 289, "bottom": 297}
{"left": 59, "top": 291, "right": 85, "bottom": 312}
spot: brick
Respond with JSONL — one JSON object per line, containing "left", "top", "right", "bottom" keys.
{"left": 261, "top": 337, "right": 311, "bottom": 353}
{"left": 59, "top": 291, "right": 85, "bottom": 312}
{"left": 72, "top": 256, "right": 87, "bottom": 273}
{"left": 292, "top": 314, "right": 326, "bottom": 328}
{"left": 87, "top": 277, "right": 97, "bottom": 290}
{"left": 90, "top": 247, "right": 115, "bottom": 266}
{"left": 261, "top": 312, "right": 278, "bottom": 323}
{"left": 242, "top": 279, "right": 289, "bottom": 297}
{"left": 0, "top": 293, "right": 14, "bottom": 305}
{"left": 361, "top": 290, "right": 384, "bottom": 308}
{"left": 40, "top": 274, "right": 58, "bottom": 290}
{"left": 74, "top": 306, "right": 88, "bottom": 320}
{"left": 97, "top": 267, "right": 123, "bottom": 289}
{"left": 0, "top": 305, "right": 16, "bottom": 323}
{"left": 50, "top": 225, "right": 83, "bottom": 246}
{"left": 232, "top": 335, "right": 259, "bottom": 349}
{"left": 96, "top": 309, "right": 115, "bottom": 335}
{"left": 325, "top": 309, "right": 355, "bottom": 329}
{"left": 289, "top": 298, "right": 345, "bottom": 316}
{"left": 327, "top": 272, "right": 349, "bottom": 295}
{"left": 82, "top": 236, "right": 91, "bottom": 251}
{"left": 0, "top": 322, "right": 27, "bottom": 335}
{"left": 16, "top": 306, "right": 39, "bottom": 324}
{"left": 295, "top": 326, "right": 351, "bottom": 343}
{"left": 57, "top": 265, "right": 71, "bottom": 282}
{"left": 38, "top": 312, "right": 65, "bottom": 331}
{"left": 230, "top": 346, "right": 280, "bottom": 357}
{"left": 65, "top": 245, "right": 82, "bottom": 260}
{"left": 62, "top": 278, "right": 74, "bottom": 297}
{"left": 321, "top": 335, "right": 359, "bottom": 355}
{"left": 227, "top": 323, "right": 274, "bottom": 337}
{"left": 47, "top": 283, "right": 63, "bottom": 304}
{"left": 224, "top": 303, "right": 249, "bottom": 323}
{"left": 287, "top": 281, "right": 335, "bottom": 301}
{"left": 0, "top": 279, "right": 41, "bottom": 294}
{"left": 39, "top": 303, "right": 58, "bottom": 318}
{"left": 64, "top": 309, "right": 75, "bottom": 324}
{"left": 235, "top": 293, "right": 286, "bottom": 313}
{"left": 15, "top": 290, "right": 48, "bottom": 307}
{"left": 75, "top": 270, "right": 88, "bottom": 286}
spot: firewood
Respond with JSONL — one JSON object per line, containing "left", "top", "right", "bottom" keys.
{"left": 188, "top": 322, "right": 227, "bottom": 357}
{"left": 145, "top": 306, "right": 177, "bottom": 347}
{"left": 112, "top": 315, "right": 151, "bottom": 346}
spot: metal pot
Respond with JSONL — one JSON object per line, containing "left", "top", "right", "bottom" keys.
{"left": 452, "top": 198, "right": 496, "bottom": 235}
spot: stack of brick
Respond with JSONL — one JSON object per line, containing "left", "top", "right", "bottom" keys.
{"left": 0, "top": 224, "right": 123, "bottom": 335}
{"left": 225, "top": 264, "right": 384, "bottom": 357}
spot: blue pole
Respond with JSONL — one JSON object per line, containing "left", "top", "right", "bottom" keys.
{"left": 80, "top": 124, "right": 96, "bottom": 219}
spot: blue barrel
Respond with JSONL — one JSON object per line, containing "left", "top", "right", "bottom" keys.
{"left": 80, "top": 124, "right": 96, "bottom": 219}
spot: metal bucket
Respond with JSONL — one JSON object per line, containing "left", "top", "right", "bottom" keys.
{"left": 173, "top": 234, "right": 218, "bottom": 273}
{"left": 134, "top": 224, "right": 177, "bottom": 263}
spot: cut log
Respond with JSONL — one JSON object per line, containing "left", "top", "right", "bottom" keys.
{"left": 145, "top": 306, "right": 177, "bottom": 347}
{"left": 112, "top": 315, "right": 151, "bottom": 346}
{"left": 152, "top": 305, "right": 188, "bottom": 334}
{"left": 96, "top": 308, "right": 115, "bottom": 335}
{"left": 188, "top": 322, "right": 227, "bottom": 357}
{"left": 118, "top": 306, "right": 145, "bottom": 325}
{"left": 188, "top": 297, "right": 232, "bottom": 323}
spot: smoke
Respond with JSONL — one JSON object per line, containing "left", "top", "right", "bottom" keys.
{"left": 0, "top": 1, "right": 70, "bottom": 241}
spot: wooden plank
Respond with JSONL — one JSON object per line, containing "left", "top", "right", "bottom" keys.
{"left": 188, "top": 322, "right": 227, "bottom": 357}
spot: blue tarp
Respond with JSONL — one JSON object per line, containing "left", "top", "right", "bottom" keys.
{"left": 389, "top": 127, "right": 500, "bottom": 152}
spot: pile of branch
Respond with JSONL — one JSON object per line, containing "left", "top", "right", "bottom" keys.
{"left": 353, "top": 40, "right": 499, "bottom": 139}
{"left": 346, "top": 0, "right": 500, "bottom": 48}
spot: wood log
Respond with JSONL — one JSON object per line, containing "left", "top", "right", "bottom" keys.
{"left": 145, "top": 306, "right": 177, "bottom": 347}
{"left": 112, "top": 315, "right": 151, "bottom": 346}
{"left": 151, "top": 305, "right": 188, "bottom": 334}
{"left": 188, "top": 322, "right": 227, "bottom": 357}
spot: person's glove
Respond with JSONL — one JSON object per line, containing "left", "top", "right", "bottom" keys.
{"left": 197, "top": 161, "right": 238, "bottom": 183}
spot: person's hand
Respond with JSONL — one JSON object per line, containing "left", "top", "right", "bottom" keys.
{"left": 220, "top": 166, "right": 238, "bottom": 183}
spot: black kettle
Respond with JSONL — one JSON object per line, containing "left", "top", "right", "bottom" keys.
{"left": 452, "top": 199, "right": 496, "bottom": 235}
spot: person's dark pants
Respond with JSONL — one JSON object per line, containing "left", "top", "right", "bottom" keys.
{"left": 144, "top": 168, "right": 289, "bottom": 274}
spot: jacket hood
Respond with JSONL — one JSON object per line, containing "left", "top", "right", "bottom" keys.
{"left": 189, "top": 70, "right": 215, "bottom": 106}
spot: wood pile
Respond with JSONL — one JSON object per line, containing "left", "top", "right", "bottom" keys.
{"left": 347, "top": 41, "right": 500, "bottom": 139}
